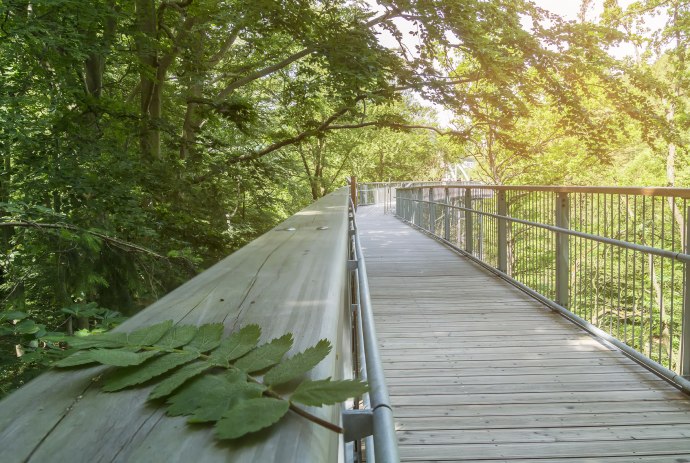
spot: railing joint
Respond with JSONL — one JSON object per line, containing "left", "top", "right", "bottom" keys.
{"left": 342, "top": 409, "right": 374, "bottom": 442}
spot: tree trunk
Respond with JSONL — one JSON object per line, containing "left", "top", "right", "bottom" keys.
{"left": 136, "top": 0, "right": 161, "bottom": 160}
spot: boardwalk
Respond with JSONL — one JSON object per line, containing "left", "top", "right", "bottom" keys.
{"left": 357, "top": 205, "right": 690, "bottom": 462}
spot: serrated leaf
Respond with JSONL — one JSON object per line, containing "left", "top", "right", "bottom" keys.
{"left": 264, "top": 339, "right": 331, "bottom": 387}
{"left": 215, "top": 398, "right": 289, "bottom": 440}
{"left": 233, "top": 333, "right": 293, "bottom": 373}
{"left": 54, "top": 349, "right": 157, "bottom": 368}
{"left": 291, "top": 379, "right": 368, "bottom": 406}
{"left": 208, "top": 324, "right": 261, "bottom": 366}
{"left": 184, "top": 323, "right": 223, "bottom": 353}
{"left": 149, "top": 361, "right": 212, "bottom": 400}
{"left": 54, "top": 350, "right": 99, "bottom": 367}
{"left": 155, "top": 325, "right": 198, "bottom": 349}
{"left": 103, "top": 351, "right": 199, "bottom": 392}
{"left": 125, "top": 320, "right": 173, "bottom": 346}
{"left": 90, "top": 349, "right": 158, "bottom": 366}
{"left": 166, "top": 373, "right": 264, "bottom": 420}
{"left": 64, "top": 332, "right": 127, "bottom": 350}
{"left": 188, "top": 370, "right": 265, "bottom": 423}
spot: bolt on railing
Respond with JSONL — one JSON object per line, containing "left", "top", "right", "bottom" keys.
{"left": 391, "top": 184, "right": 690, "bottom": 391}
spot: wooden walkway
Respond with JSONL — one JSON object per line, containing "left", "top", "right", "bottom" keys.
{"left": 357, "top": 205, "right": 690, "bottom": 463}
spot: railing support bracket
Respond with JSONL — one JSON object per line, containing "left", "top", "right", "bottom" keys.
{"left": 342, "top": 409, "right": 374, "bottom": 442}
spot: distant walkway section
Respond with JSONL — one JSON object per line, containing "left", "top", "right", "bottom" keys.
{"left": 356, "top": 204, "right": 690, "bottom": 462}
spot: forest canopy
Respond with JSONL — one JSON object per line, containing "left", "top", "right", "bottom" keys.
{"left": 1, "top": 0, "right": 688, "bottom": 393}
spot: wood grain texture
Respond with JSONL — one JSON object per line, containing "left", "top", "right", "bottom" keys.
{"left": 0, "top": 189, "right": 352, "bottom": 463}
{"left": 357, "top": 203, "right": 690, "bottom": 463}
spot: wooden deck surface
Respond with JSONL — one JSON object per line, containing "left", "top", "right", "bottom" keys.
{"left": 356, "top": 204, "right": 690, "bottom": 463}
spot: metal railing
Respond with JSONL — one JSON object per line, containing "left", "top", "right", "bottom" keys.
{"left": 345, "top": 198, "right": 399, "bottom": 463}
{"left": 394, "top": 184, "right": 690, "bottom": 392}
{"left": 357, "top": 181, "right": 480, "bottom": 214}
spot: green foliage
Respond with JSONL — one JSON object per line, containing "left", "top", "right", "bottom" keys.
{"left": 54, "top": 321, "right": 366, "bottom": 440}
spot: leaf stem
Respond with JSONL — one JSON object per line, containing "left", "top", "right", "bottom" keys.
{"left": 287, "top": 401, "right": 344, "bottom": 434}
{"left": 246, "top": 375, "right": 344, "bottom": 434}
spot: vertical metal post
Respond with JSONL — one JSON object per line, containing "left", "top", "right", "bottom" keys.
{"left": 682, "top": 207, "right": 690, "bottom": 377}
{"left": 350, "top": 176, "right": 357, "bottom": 211}
{"left": 556, "top": 192, "right": 570, "bottom": 308}
{"left": 394, "top": 187, "right": 399, "bottom": 217}
{"left": 416, "top": 188, "right": 423, "bottom": 228}
{"left": 444, "top": 187, "right": 450, "bottom": 241}
{"left": 497, "top": 190, "right": 508, "bottom": 273}
{"left": 465, "top": 188, "right": 474, "bottom": 254}
{"left": 429, "top": 188, "right": 436, "bottom": 235}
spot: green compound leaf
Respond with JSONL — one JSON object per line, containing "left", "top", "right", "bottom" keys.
{"left": 51, "top": 320, "right": 354, "bottom": 446}
{"left": 215, "top": 398, "right": 290, "bottom": 440}
{"left": 103, "top": 351, "right": 200, "bottom": 392}
{"left": 148, "top": 361, "right": 212, "bottom": 400}
{"left": 184, "top": 323, "right": 224, "bottom": 353}
{"left": 233, "top": 333, "right": 293, "bottom": 373}
{"left": 209, "top": 324, "right": 261, "bottom": 366}
{"left": 264, "top": 339, "right": 332, "bottom": 387}
{"left": 155, "top": 325, "right": 198, "bottom": 349}
{"left": 166, "top": 372, "right": 265, "bottom": 421}
{"left": 291, "top": 379, "right": 368, "bottom": 407}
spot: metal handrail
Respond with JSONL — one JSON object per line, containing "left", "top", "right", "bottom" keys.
{"left": 398, "top": 184, "right": 690, "bottom": 198}
{"left": 346, "top": 198, "right": 399, "bottom": 463}
{"left": 408, "top": 198, "right": 690, "bottom": 264}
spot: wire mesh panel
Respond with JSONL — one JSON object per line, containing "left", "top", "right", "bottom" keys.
{"left": 567, "top": 191, "right": 689, "bottom": 371}
{"left": 506, "top": 190, "right": 557, "bottom": 301}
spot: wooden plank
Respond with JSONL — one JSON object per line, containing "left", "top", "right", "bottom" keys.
{"left": 0, "top": 189, "right": 353, "bottom": 463}
{"left": 396, "top": 411, "right": 690, "bottom": 430}
{"left": 397, "top": 424, "right": 690, "bottom": 445}
{"left": 390, "top": 389, "right": 687, "bottom": 406}
{"left": 386, "top": 372, "right": 665, "bottom": 386}
{"left": 397, "top": 440, "right": 690, "bottom": 460}
{"left": 392, "top": 400, "right": 690, "bottom": 418}
{"left": 389, "top": 380, "right": 668, "bottom": 395}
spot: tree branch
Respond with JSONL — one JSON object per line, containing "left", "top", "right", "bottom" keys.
{"left": 325, "top": 122, "right": 471, "bottom": 138}
{"left": 213, "top": 10, "right": 401, "bottom": 103}
{"left": 0, "top": 220, "right": 167, "bottom": 260}
{"left": 214, "top": 48, "right": 314, "bottom": 102}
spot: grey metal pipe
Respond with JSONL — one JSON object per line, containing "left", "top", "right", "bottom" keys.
{"left": 397, "top": 215, "right": 690, "bottom": 395}
{"left": 351, "top": 210, "right": 400, "bottom": 463}
{"left": 406, "top": 198, "right": 690, "bottom": 264}
{"left": 354, "top": 259, "right": 375, "bottom": 463}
